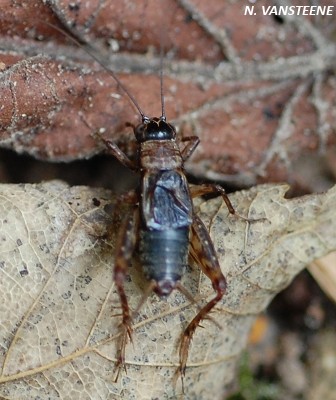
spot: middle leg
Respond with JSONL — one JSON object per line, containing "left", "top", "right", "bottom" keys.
{"left": 190, "top": 184, "right": 236, "bottom": 215}
{"left": 190, "top": 184, "right": 258, "bottom": 222}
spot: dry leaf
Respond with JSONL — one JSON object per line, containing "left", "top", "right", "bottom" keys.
{"left": 0, "top": 0, "right": 335, "bottom": 189}
{"left": 0, "top": 181, "right": 335, "bottom": 399}
{"left": 309, "top": 252, "right": 336, "bottom": 303}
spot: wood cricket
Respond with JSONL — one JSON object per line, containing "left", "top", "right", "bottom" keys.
{"left": 102, "top": 114, "right": 237, "bottom": 383}
{"left": 43, "top": 17, "right": 243, "bottom": 386}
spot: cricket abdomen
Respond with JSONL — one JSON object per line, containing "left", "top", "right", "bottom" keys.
{"left": 139, "top": 227, "right": 190, "bottom": 297}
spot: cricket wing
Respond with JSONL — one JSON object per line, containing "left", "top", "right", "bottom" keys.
{"left": 141, "top": 170, "right": 193, "bottom": 230}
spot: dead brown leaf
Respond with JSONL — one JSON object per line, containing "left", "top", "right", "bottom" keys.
{"left": 0, "top": 181, "right": 335, "bottom": 399}
{"left": 0, "top": 0, "right": 335, "bottom": 189}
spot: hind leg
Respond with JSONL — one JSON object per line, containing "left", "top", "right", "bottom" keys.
{"left": 179, "top": 214, "right": 226, "bottom": 379}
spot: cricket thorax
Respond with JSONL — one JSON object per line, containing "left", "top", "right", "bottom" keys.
{"left": 140, "top": 140, "right": 183, "bottom": 170}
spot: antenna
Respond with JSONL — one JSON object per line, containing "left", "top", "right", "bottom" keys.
{"left": 158, "top": 11, "right": 167, "bottom": 122}
{"left": 40, "top": 21, "right": 147, "bottom": 121}
{"left": 159, "top": 42, "right": 166, "bottom": 121}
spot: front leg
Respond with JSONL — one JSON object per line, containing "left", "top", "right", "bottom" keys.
{"left": 180, "top": 136, "right": 200, "bottom": 162}
{"left": 95, "top": 132, "right": 138, "bottom": 171}
{"left": 113, "top": 206, "right": 139, "bottom": 380}
{"left": 179, "top": 214, "right": 226, "bottom": 379}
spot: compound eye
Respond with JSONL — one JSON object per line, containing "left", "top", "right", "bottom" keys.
{"left": 134, "top": 123, "right": 146, "bottom": 142}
